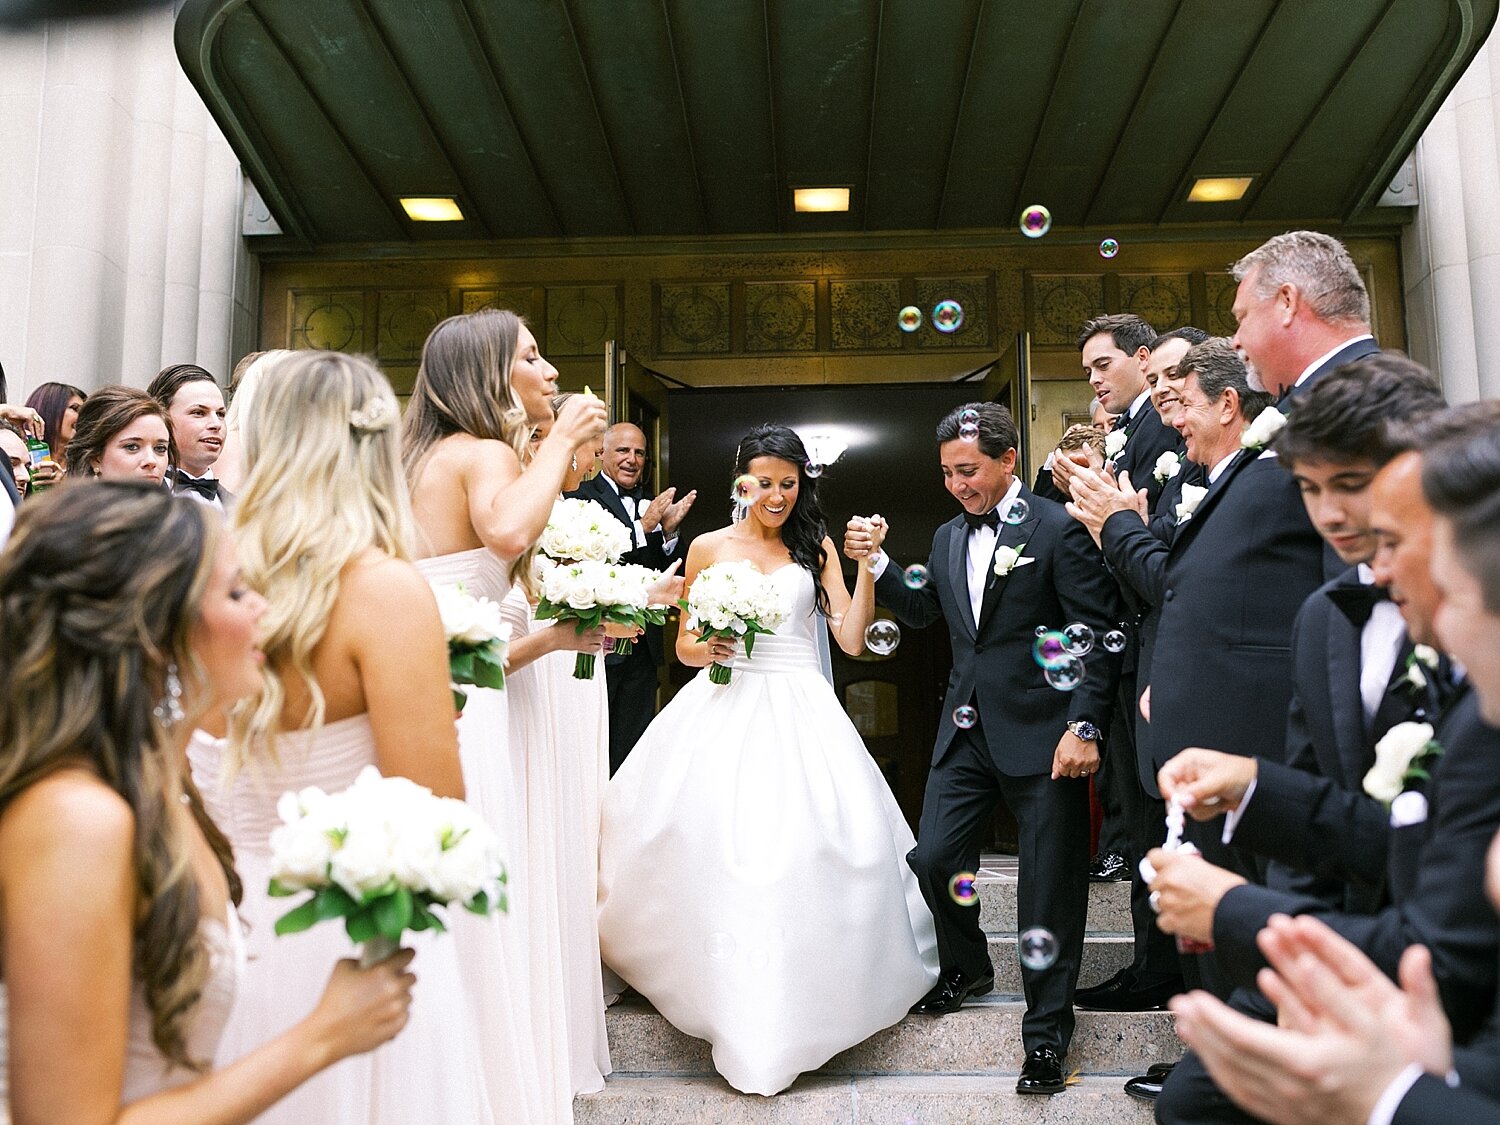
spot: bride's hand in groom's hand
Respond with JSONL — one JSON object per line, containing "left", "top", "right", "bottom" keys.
{"left": 1051, "top": 729, "right": 1100, "bottom": 780}
{"left": 305, "top": 949, "right": 417, "bottom": 1063}
{"left": 843, "top": 517, "right": 875, "bottom": 560}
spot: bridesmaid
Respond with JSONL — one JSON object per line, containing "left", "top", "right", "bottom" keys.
{"left": 65, "top": 386, "right": 175, "bottom": 485}
{"left": 192, "top": 351, "right": 496, "bottom": 1124}
{"left": 401, "top": 308, "right": 607, "bottom": 1123}
{"left": 0, "top": 483, "right": 414, "bottom": 1122}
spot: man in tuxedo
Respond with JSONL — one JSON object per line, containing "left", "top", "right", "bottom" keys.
{"left": 1146, "top": 403, "right": 1500, "bottom": 1124}
{"left": 147, "top": 364, "right": 232, "bottom": 509}
{"left": 567, "top": 422, "right": 695, "bottom": 773}
{"left": 851, "top": 401, "right": 1122, "bottom": 1096}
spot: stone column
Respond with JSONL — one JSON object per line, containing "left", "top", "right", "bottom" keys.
{"left": 1403, "top": 38, "right": 1500, "bottom": 403}
{"left": 0, "top": 9, "right": 255, "bottom": 397}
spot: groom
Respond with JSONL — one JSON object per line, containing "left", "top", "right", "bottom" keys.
{"left": 853, "top": 402, "right": 1122, "bottom": 1095}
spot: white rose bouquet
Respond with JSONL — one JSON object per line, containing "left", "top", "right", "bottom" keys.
{"left": 1362, "top": 721, "right": 1443, "bottom": 804}
{"left": 681, "top": 560, "right": 793, "bottom": 685}
{"left": 534, "top": 559, "right": 669, "bottom": 679}
{"left": 431, "top": 583, "right": 510, "bottom": 713}
{"left": 268, "top": 766, "right": 506, "bottom": 966}
{"left": 539, "top": 497, "right": 633, "bottom": 563}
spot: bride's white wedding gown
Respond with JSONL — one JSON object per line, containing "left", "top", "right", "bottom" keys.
{"left": 597, "top": 562, "right": 938, "bottom": 1096}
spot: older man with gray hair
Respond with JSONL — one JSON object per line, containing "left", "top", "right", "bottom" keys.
{"left": 1230, "top": 230, "right": 1380, "bottom": 404}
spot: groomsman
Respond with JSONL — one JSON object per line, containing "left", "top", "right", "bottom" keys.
{"left": 146, "top": 364, "right": 232, "bottom": 509}
{"left": 852, "top": 402, "right": 1122, "bottom": 1096}
{"left": 567, "top": 422, "right": 695, "bottom": 773}
{"left": 1147, "top": 403, "right": 1500, "bottom": 1124}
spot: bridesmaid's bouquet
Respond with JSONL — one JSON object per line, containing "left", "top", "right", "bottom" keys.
{"left": 268, "top": 767, "right": 507, "bottom": 967}
{"left": 534, "top": 559, "right": 668, "bottom": 679}
{"left": 431, "top": 582, "right": 510, "bottom": 713}
{"left": 681, "top": 560, "right": 793, "bottom": 685}
{"left": 539, "top": 497, "right": 633, "bottom": 563}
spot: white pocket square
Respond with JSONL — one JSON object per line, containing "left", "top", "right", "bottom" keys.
{"left": 1015, "top": 556, "right": 1035, "bottom": 567}
{"left": 1390, "top": 790, "right": 1429, "bottom": 828}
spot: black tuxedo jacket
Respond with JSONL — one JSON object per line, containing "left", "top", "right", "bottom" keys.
{"left": 1110, "top": 403, "right": 1183, "bottom": 514}
{"left": 1278, "top": 336, "right": 1381, "bottom": 409}
{"left": 565, "top": 474, "right": 680, "bottom": 665}
{"left": 875, "top": 485, "right": 1122, "bottom": 776}
{"left": 1146, "top": 458, "right": 1205, "bottom": 543}
{"left": 1216, "top": 686, "right": 1500, "bottom": 1044}
{"left": 1106, "top": 447, "right": 1326, "bottom": 794}
{"left": 1393, "top": 1071, "right": 1500, "bottom": 1122}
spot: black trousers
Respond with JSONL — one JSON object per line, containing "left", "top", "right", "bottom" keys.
{"left": 604, "top": 645, "right": 659, "bottom": 776}
{"left": 908, "top": 719, "right": 1090, "bottom": 1055}
{"left": 1178, "top": 817, "right": 1267, "bottom": 999}
{"left": 1096, "top": 672, "right": 1146, "bottom": 860}
{"left": 1127, "top": 788, "right": 1184, "bottom": 984}
{"left": 1156, "top": 988, "right": 1276, "bottom": 1125}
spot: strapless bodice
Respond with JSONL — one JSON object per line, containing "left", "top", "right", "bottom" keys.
{"left": 415, "top": 547, "right": 512, "bottom": 604}
{"left": 726, "top": 564, "right": 822, "bottom": 676}
{"left": 188, "top": 715, "right": 377, "bottom": 858}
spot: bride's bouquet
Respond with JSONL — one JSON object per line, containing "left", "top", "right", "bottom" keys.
{"left": 539, "top": 497, "right": 633, "bottom": 563}
{"left": 681, "top": 560, "right": 793, "bottom": 685}
{"left": 431, "top": 582, "right": 510, "bottom": 713}
{"left": 268, "top": 766, "right": 506, "bottom": 967}
{"left": 534, "top": 558, "right": 668, "bottom": 679}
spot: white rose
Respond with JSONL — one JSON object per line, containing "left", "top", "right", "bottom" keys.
{"left": 1362, "top": 721, "right": 1436, "bottom": 803}
{"left": 1175, "top": 483, "right": 1208, "bottom": 523}
{"left": 1104, "top": 429, "right": 1128, "bottom": 459}
{"left": 268, "top": 820, "right": 337, "bottom": 890}
{"left": 993, "top": 545, "right": 1023, "bottom": 577}
{"left": 1412, "top": 644, "right": 1440, "bottom": 669}
{"left": 1153, "top": 451, "right": 1181, "bottom": 484}
{"left": 1241, "top": 408, "right": 1287, "bottom": 451}
{"left": 1405, "top": 663, "right": 1428, "bottom": 691}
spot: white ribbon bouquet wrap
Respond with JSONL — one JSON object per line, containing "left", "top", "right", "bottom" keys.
{"left": 268, "top": 767, "right": 507, "bottom": 966}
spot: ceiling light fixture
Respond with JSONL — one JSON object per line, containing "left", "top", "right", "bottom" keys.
{"left": 1187, "top": 176, "right": 1254, "bottom": 204}
{"left": 400, "top": 196, "right": 465, "bottom": 221}
{"left": 793, "top": 187, "right": 851, "bottom": 213}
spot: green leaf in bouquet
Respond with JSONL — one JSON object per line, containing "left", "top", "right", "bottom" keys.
{"left": 642, "top": 606, "right": 668, "bottom": 626}
{"left": 345, "top": 906, "right": 379, "bottom": 944}
{"left": 360, "top": 876, "right": 400, "bottom": 903}
{"left": 315, "top": 884, "right": 358, "bottom": 921}
{"left": 473, "top": 650, "right": 506, "bottom": 690}
{"left": 533, "top": 599, "right": 563, "bottom": 621}
{"left": 743, "top": 631, "right": 757, "bottom": 658}
{"left": 410, "top": 899, "right": 448, "bottom": 934}
{"left": 268, "top": 877, "right": 300, "bottom": 898}
{"left": 450, "top": 650, "right": 476, "bottom": 682}
{"left": 452, "top": 686, "right": 468, "bottom": 713}
{"left": 273, "top": 897, "right": 323, "bottom": 936}
{"left": 373, "top": 886, "right": 414, "bottom": 938}
{"left": 466, "top": 889, "right": 490, "bottom": 915}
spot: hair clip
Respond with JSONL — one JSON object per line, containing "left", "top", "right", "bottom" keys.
{"left": 349, "top": 396, "right": 396, "bottom": 433}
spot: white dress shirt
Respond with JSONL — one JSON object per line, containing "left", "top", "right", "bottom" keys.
{"left": 1292, "top": 334, "right": 1376, "bottom": 391}
{"left": 602, "top": 474, "right": 677, "bottom": 554}
{"left": 0, "top": 484, "right": 14, "bottom": 550}
{"left": 1358, "top": 564, "right": 1407, "bottom": 723}
{"left": 964, "top": 479, "right": 1022, "bottom": 628}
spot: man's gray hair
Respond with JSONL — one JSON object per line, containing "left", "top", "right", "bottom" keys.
{"left": 1231, "top": 231, "right": 1370, "bottom": 326}
{"left": 1180, "top": 338, "right": 1273, "bottom": 422}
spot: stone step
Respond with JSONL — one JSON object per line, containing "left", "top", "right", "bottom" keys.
{"left": 976, "top": 871, "right": 1133, "bottom": 935}
{"left": 575, "top": 1073, "right": 1154, "bottom": 1123}
{"left": 606, "top": 995, "right": 1180, "bottom": 1078}
{"left": 988, "top": 932, "right": 1133, "bottom": 992}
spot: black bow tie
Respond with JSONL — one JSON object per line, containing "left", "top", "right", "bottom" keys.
{"left": 1327, "top": 581, "right": 1390, "bottom": 628}
{"left": 171, "top": 469, "right": 220, "bottom": 500}
{"left": 963, "top": 509, "right": 999, "bottom": 532}
{"left": 1111, "top": 412, "right": 1129, "bottom": 433}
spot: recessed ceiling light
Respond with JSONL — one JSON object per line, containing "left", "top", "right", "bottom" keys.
{"left": 400, "top": 196, "right": 465, "bottom": 221}
{"left": 1187, "top": 177, "right": 1254, "bottom": 204}
{"left": 793, "top": 187, "right": 851, "bottom": 213}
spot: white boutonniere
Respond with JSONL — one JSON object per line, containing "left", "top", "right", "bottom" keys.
{"left": 1174, "top": 483, "right": 1208, "bottom": 523}
{"left": 1153, "top": 451, "right": 1183, "bottom": 484}
{"left": 1403, "top": 645, "right": 1442, "bottom": 691}
{"left": 1240, "top": 408, "right": 1287, "bottom": 451}
{"left": 1362, "top": 721, "right": 1442, "bottom": 804}
{"left": 993, "top": 544, "right": 1034, "bottom": 578}
{"left": 1104, "top": 429, "right": 1128, "bottom": 459}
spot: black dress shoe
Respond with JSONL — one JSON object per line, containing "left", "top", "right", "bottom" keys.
{"left": 1124, "top": 1073, "right": 1166, "bottom": 1101}
{"left": 1146, "top": 1060, "right": 1177, "bottom": 1078}
{"left": 909, "top": 968, "right": 995, "bottom": 1015}
{"left": 1073, "top": 971, "right": 1181, "bottom": 1011}
{"left": 1016, "top": 1046, "right": 1066, "bottom": 1095}
{"left": 1088, "top": 851, "right": 1129, "bottom": 881}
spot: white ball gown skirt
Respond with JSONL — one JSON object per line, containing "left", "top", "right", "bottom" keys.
{"left": 597, "top": 566, "right": 938, "bottom": 1096}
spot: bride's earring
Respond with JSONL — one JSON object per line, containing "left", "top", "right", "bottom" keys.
{"left": 153, "top": 663, "right": 185, "bottom": 728}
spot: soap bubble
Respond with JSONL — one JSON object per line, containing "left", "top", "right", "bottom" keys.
{"left": 959, "top": 407, "right": 980, "bottom": 426}
{"left": 1045, "top": 656, "right": 1086, "bottom": 691}
{"left": 948, "top": 872, "right": 979, "bottom": 907}
{"left": 1019, "top": 204, "right": 1052, "bottom": 238}
{"left": 1033, "top": 630, "right": 1070, "bottom": 669}
{"left": 864, "top": 619, "right": 901, "bottom": 656}
{"left": 953, "top": 705, "right": 978, "bottom": 729}
{"left": 898, "top": 305, "right": 922, "bottom": 332}
{"left": 1061, "top": 622, "right": 1095, "bottom": 656}
{"left": 933, "top": 300, "right": 964, "bottom": 334}
{"left": 959, "top": 421, "right": 980, "bottom": 442}
{"left": 732, "top": 474, "right": 759, "bottom": 506}
{"left": 902, "top": 564, "right": 930, "bottom": 589}
{"left": 705, "top": 932, "right": 736, "bottom": 960}
{"left": 1002, "top": 497, "right": 1031, "bottom": 525}
{"left": 1035, "top": 625, "right": 1050, "bottom": 638}
{"left": 805, "top": 461, "right": 825, "bottom": 478}
{"left": 1098, "top": 238, "right": 1120, "bottom": 259}
{"left": 1102, "top": 628, "right": 1128, "bottom": 653}
{"left": 1018, "top": 926, "right": 1058, "bottom": 970}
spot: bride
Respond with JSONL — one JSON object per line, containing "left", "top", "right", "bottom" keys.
{"left": 597, "top": 423, "right": 938, "bottom": 1096}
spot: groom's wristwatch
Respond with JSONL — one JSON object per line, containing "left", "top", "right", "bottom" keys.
{"left": 1066, "top": 720, "right": 1101, "bottom": 743}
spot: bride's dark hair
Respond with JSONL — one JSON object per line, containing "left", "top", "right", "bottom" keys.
{"left": 734, "top": 424, "right": 831, "bottom": 616}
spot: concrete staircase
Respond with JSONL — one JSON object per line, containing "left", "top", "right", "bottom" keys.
{"left": 576, "top": 860, "right": 1180, "bottom": 1123}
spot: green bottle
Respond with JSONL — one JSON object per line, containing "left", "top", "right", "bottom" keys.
{"left": 25, "top": 435, "right": 53, "bottom": 492}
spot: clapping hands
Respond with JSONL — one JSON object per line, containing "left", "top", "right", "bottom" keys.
{"left": 640, "top": 487, "right": 698, "bottom": 537}
{"left": 1062, "top": 465, "right": 1148, "bottom": 545}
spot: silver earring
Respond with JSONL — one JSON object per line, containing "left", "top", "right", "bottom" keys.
{"left": 154, "top": 663, "right": 185, "bottom": 728}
